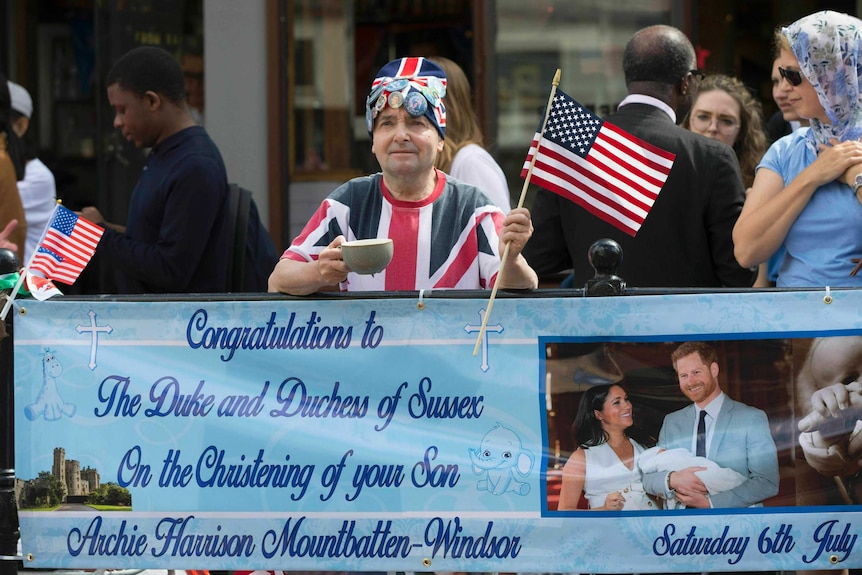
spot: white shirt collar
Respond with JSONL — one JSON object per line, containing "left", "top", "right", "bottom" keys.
{"left": 617, "top": 94, "right": 677, "bottom": 124}
{"left": 699, "top": 391, "right": 725, "bottom": 420}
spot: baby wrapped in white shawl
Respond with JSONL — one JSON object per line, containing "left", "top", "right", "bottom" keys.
{"left": 638, "top": 446, "right": 746, "bottom": 509}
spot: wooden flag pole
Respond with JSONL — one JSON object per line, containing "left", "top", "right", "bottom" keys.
{"left": 516, "top": 68, "right": 562, "bottom": 209}
{"left": 472, "top": 69, "right": 562, "bottom": 356}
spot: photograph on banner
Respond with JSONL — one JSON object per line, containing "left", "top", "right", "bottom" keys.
{"left": 542, "top": 337, "right": 862, "bottom": 512}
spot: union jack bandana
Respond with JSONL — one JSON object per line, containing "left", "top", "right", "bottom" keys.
{"left": 366, "top": 57, "right": 447, "bottom": 139}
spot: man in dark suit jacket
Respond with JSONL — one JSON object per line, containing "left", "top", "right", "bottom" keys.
{"left": 524, "top": 25, "right": 755, "bottom": 289}
{"left": 642, "top": 341, "right": 779, "bottom": 508}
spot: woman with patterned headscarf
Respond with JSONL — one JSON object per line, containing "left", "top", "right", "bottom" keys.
{"left": 733, "top": 10, "right": 862, "bottom": 287}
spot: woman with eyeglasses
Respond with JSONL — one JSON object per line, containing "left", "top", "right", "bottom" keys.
{"left": 683, "top": 74, "right": 767, "bottom": 190}
{"left": 733, "top": 11, "right": 862, "bottom": 287}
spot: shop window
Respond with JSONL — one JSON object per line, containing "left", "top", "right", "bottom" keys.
{"left": 493, "top": 0, "right": 671, "bottom": 204}
{"left": 289, "top": 0, "right": 356, "bottom": 179}
{"left": 288, "top": 0, "right": 473, "bottom": 181}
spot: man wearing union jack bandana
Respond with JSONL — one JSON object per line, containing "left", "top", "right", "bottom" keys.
{"left": 269, "top": 57, "right": 537, "bottom": 294}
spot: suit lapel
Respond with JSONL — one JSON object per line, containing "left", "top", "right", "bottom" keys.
{"left": 709, "top": 398, "right": 734, "bottom": 457}
{"left": 677, "top": 404, "right": 697, "bottom": 451}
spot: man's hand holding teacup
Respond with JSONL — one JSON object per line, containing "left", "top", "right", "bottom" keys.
{"left": 317, "top": 235, "right": 350, "bottom": 286}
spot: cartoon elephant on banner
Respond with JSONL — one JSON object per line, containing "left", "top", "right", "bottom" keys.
{"left": 469, "top": 423, "right": 534, "bottom": 495}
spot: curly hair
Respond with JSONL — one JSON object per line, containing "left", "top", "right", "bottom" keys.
{"left": 682, "top": 74, "right": 767, "bottom": 188}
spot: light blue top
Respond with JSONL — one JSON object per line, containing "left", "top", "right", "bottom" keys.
{"left": 758, "top": 128, "right": 862, "bottom": 287}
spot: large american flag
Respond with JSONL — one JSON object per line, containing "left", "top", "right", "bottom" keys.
{"left": 521, "top": 89, "right": 675, "bottom": 236}
{"left": 30, "top": 205, "right": 104, "bottom": 285}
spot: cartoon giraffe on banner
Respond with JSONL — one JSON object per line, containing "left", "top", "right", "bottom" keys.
{"left": 25, "top": 348, "right": 76, "bottom": 421}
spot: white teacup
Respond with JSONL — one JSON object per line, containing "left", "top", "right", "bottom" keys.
{"left": 340, "top": 238, "right": 394, "bottom": 275}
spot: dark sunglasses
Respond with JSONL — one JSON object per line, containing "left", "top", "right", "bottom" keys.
{"left": 778, "top": 67, "right": 803, "bottom": 87}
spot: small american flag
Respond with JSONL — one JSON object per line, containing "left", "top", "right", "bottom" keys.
{"left": 30, "top": 205, "right": 104, "bottom": 285}
{"left": 522, "top": 89, "right": 675, "bottom": 236}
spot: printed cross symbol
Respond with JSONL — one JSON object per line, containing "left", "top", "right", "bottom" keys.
{"left": 465, "top": 309, "right": 503, "bottom": 372}
{"left": 76, "top": 310, "right": 112, "bottom": 370}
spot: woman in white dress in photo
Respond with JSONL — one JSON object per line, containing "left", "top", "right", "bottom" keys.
{"left": 558, "top": 383, "right": 658, "bottom": 510}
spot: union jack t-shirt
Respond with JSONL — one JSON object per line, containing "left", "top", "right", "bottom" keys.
{"left": 283, "top": 171, "right": 505, "bottom": 291}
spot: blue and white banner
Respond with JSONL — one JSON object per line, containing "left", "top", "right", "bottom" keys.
{"left": 12, "top": 291, "right": 862, "bottom": 571}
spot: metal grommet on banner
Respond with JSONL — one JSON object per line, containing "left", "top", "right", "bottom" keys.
{"left": 26, "top": 553, "right": 33, "bottom": 562}
{"left": 824, "top": 286, "right": 833, "bottom": 304}
{"left": 417, "top": 289, "right": 427, "bottom": 310}
{"left": 1, "top": 293, "right": 23, "bottom": 317}
{"left": 830, "top": 555, "right": 840, "bottom": 564}
{"left": 422, "top": 558, "right": 432, "bottom": 567}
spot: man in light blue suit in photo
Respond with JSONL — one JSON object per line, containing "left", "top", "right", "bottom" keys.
{"left": 644, "top": 341, "right": 779, "bottom": 508}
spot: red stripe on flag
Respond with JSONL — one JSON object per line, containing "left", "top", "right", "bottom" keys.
{"left": 526, "top": 144, "right": 656, "bottom": 220}
{"left": 529, "top": 172, "right": 641, "bottom": 236}
{"left": 527, "top": 142, "right": 655, "bottom": 216}
{"left": 525, "top": 157, "right": 643, "bottom": 235}
{"left": 602, "top": 122, "right": 676, "bottom": 163}
{"left": 31, "top": 256, "right": 83, "bottom": 285}
{"left": 592, "top": 138, "right": 664, "bottom": 195}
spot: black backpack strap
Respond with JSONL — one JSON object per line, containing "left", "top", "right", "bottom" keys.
{"left": 226, "top": 183, "right": 252, "bottom": 292}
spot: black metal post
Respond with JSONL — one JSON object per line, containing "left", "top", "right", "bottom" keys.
{"left": 584, "top": 238, "right": 625, "bottom": 296}
{"left": 0, "top": 248, "right": 20, "bottom": 574}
